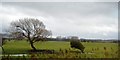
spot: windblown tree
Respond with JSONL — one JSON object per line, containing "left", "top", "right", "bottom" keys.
{"left": 8, "top": 18, "right": 52, "bottom": 51}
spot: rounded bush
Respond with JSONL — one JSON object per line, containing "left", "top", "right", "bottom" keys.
{"left": 70, "top": 40, "right": 85, "bottom": 53}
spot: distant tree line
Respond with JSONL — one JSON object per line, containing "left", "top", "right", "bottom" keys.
{"left": 1, "top": 36, "right": 118, "bottom": 43}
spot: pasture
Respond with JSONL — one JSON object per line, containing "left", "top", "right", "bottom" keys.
{"left": 1, "top": 40, "right": 119, "bottom": 58}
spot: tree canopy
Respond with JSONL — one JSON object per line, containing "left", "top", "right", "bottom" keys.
{"left": 8, "top": 18, "right": 52, "bottom": 50}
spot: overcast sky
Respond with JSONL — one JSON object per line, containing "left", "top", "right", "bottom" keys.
{"left": 0, "top": 2, "right": 118, "bottom": 39}
{"left": 1, "top": 0, "right": 120, "bottom": 2}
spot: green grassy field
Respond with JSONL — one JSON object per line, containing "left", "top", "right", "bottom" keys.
{"left": 1, "top": 40, "right": 119, "bottom": 58}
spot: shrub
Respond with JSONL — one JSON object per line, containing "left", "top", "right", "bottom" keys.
{"left": 70, "top": 40, "right": 85, "bottom": 53}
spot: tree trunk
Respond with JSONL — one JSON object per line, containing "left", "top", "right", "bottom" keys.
{"left": 28, "top": 34, "right": 37, "bottom": 51}
{"left": 30, "top": 42, "right": 37, "bottom": 51}
{"left": 1, "top": 46, "right": 5, "bottom": 53}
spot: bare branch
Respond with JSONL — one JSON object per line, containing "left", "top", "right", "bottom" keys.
{"left": 7, "top": 18, "right": 52, "bottom": 50}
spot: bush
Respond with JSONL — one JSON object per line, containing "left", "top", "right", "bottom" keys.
{"left": 70, "top": 40, "right": 85, "bottom": 53}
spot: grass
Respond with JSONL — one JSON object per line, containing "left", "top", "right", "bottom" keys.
{"left": 1, "top": 40, "right": 119, "bottom": 58}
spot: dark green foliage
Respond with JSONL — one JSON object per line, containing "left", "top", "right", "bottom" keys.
{"left": 70, "top": 40, "right": 85, "bottom": 53}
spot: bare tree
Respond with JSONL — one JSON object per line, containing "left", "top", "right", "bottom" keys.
{"left": 8, "top": 18, "right": 52, "bottom": 51}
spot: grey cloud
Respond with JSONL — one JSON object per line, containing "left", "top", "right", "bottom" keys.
{"left": 1, "top": 0, "right": 119, "bottom": 2}
{"left": 3, "top": 2, "right": 117, "bottom": 15}
{"left": 2, "top": 2, "right": 117, "bottom": 24}
{"left": 0, "top": 2, "right": 118, "bottom": 39}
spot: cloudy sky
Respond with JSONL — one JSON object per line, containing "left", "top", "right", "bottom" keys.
{"left": 0, "top": 2, "right": 118, "bottom": 39}
{"left": 1, "top": 0, "right": 119, "bottom": 2}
